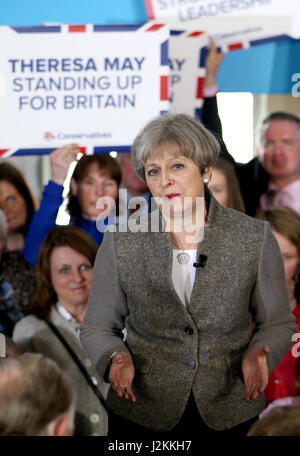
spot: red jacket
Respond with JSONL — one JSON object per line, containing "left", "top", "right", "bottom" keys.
{"left": 264, "top": 304, "right": 300, "bottom": 405}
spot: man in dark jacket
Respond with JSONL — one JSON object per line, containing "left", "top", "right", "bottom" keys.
{"left": 201, "top": 45, "right": 300, "bottom": 217}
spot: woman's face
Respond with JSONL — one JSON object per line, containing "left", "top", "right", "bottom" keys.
{"left": 272, "top": 230, "right": 300, "bottom": 283}
{"left": 208, "top": 168, "right": 229, "bottom": 207}
{"left": 73, "top": 163, "right": 119, "bottom": 220}
{"left": 145, "top": 144, "right": 209, "bottom": 220}
{"left": 0, "top": 181, "right": 27, "bottom": 233}
{"left": 50, "top": 246, "right": 93, "bottom": 310}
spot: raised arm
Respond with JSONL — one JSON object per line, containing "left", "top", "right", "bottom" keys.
{"left": 201, "top": 42, "right": 235, "bottom": 165}
{"left": 202, "top": 41, "right": 224, "bottom": 137}
{"left": 24, "top": 144, "right": 79, "bottom": 265}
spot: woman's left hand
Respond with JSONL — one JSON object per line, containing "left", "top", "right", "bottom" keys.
{"left": 242, "top": 346, "right": 270, "bottom": 401}
{"left": 109, "top": 351, "right": 136, "bottom": 402}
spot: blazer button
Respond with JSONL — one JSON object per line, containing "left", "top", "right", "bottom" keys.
{"left": 85, "top": 359, "right": 92, "bottom": 368}
{"left": 90, "top": 413, "right": 100, "bottom": 424}
{"left": 186, "top": 361, "right": 196, "bottom": 370}
{"left": 184, "top": 326, "right": 194, "bottom": 335}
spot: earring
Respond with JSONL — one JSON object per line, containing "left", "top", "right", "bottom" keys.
{"left": 203, "top": 177, "right": 209, "bottom": 185}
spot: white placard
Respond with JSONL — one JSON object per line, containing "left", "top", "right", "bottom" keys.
{"left": 0, "top": 23, "right": 169, "bottom": 155}
{"left": 169, "top": 15, "right": 293, "bottom": 50}
{"left": 169, "top": 32, "right": 209, "bottom": 117}
{"left": 145, "top": 0, "right": 299, "bottom": 38}
{"left": 162, "top": 15, "right": 292, "bottom": 117}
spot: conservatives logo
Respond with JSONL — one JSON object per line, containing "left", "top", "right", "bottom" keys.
{"left": 43, "top": 131, "right": 111, "bottom": 141}
{"left": 44, "top": 132, "right": 56, "bottom": 140}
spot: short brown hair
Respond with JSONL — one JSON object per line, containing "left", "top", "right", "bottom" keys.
{"left": 0, "top": 161, "right": 37, "bottom": 236}
{"left": 29, "top": 225, "right": 98, "bottom": 320}
{"left": 260, "top": 111, "right": 300, "bottom": 144}
{"left": 66, "top": 154, "right": 122, "bottom": 219}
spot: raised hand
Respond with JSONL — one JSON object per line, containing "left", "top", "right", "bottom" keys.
{"left": 50, "top": 143, "right": 81, "bottom": 185}
{"left": 204, "top": 41, "right": 225, "bottom": 89}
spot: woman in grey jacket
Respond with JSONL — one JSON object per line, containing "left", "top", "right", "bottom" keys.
{"left": 80, "top": 113, "right": 297, "bottom": 436}
{"left": 13, "top": 225, "right": 108, "bottom": 436}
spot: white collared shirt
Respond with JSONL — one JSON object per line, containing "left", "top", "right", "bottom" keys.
{"left": 260, "top": 178, "right": 300, "bottom": 214}
{"left": 56, "top": 302, "right": 78, "bottom": 325}
{"left": 172, "top": 250, "right": 197, "bottom": 306}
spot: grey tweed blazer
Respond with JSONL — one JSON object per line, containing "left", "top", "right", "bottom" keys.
{"left": 80, "top": 193, "right": 297, "bottom": 431}
{"left": 13, "top": 307, "right": 109, "bottom": 436}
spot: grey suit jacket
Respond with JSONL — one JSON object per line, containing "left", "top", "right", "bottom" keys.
{"left": 80, "top": 193, "right": 297, "bottom": 431}
{"left": 13, "top": 307, "right": 109, "bottom": 436}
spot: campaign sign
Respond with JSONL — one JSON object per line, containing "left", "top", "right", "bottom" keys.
{"left": 169, "top": 31, "right": 209, "bottom": 118}
{"left": 0, "top": 23, "right": 169, "bottom": 156}
{"left": 169, "top": 15, "right": 293, "bottom": 52}
{"left": 167, "top": 15, "right": 292, "bottom": 119}
{"left": 145, "top": 0, "right": 299, "bottom": 39}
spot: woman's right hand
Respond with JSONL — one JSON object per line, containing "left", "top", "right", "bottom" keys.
{"left": 50, "top": 143, "right": 80, "bottom": 185}
{"left": 108, "top": 351, "right": 136, "bottom": 402}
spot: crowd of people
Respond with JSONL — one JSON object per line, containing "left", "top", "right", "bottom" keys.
{"left": 0, "top": 43, "right": 300, "bottom": 437}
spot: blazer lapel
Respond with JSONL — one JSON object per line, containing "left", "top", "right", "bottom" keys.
{"left": 188, "top": 191, "right": 222, "bottom": 309}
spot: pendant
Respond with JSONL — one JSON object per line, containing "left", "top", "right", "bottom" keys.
{"left": 176, "top": 252, "right": 190, "bottom": 265}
